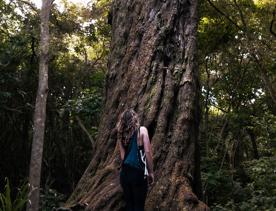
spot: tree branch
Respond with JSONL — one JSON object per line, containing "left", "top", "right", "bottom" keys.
{"left": 75, "top": 116, "right": 94, "bottom": 149}
{"left": 206, "top": 0, "right": 242, "bottom": 31}
{"left": 0, "top": 61, "right": 10, "bottom": 67}
{"left": 0, "top": 106, "right": 23, "bottom": 113}
{"left": 251, "top": 53, "right": 276, "bottom": 105}
{"left": 17, "top": 0, "right": 38, "bottom": 13}
{"left": 233, "top": 0, "right": 247, "bottom": 31}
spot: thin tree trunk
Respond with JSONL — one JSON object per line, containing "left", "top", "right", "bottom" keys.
{"left": 27, "top": 1, "right": 53, "bottom": 210}
{"left": 246, "top": 128, "right": 259, "bottom": 159}
{"left": 203, "top": 58, "right": 210, "bottom": 156}
{"left": 66, "top": 0, "right": 208, "bottom": 210}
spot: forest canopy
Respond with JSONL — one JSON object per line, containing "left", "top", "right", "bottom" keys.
{"left": 0, "top": 0, "right": 275, "bottom": 210}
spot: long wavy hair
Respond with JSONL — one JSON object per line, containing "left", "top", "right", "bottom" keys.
{"left": 117, "top": 109, "right": 140, "bottom": 146}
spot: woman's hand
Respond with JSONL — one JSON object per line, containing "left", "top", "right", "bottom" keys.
{"left": 148, "top": 172, "right": 154, "bottom": 185}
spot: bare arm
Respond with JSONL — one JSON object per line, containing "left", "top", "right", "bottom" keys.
{"left": 118, "top": 140, "right": 125, "bottom": 161}
{"left": 141, "top": 126, "right": 154, "bottom": 174}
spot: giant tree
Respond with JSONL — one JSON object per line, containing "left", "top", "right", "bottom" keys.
{"left": 66, "top": 0, "right": 207, "bottom": 210}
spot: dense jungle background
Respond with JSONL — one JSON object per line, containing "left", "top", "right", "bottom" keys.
{"left": 0, "top": 0, "right": 275, "bottom": 210}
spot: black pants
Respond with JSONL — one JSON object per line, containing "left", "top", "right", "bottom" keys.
{"left": 120, "top": 165, "right": 148, "bottom": 211}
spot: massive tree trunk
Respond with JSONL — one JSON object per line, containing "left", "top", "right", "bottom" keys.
{"left": 27, "top": 1, "right": 53, "bottom": 211}
{"left": 66, "top": 0, "right": 207, "bottom": 210}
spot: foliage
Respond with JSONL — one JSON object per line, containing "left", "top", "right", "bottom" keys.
{"left": 198, "top": 0, "right": 276, "bottom": 210}
{"left": 251, "top": 110, "right": 276, "bottom": 156}
{"left": 200, "top": 104, "right": 276, "bottom": 209}
{"left": 0, "top": 0, "right": 109, "bottom": 196}
{"left": 209, "top": 157, "right": 276, "bottom": 211}
{"left": 0, "top": 178, "right": 28, "bottom": 211}
{"left": 65, "top": 71, "right": 105, "bottom": 127}
{"left": 40, "top": 187, "right": 66, "bottom": 211}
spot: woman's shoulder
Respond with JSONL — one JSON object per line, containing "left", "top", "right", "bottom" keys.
{"left": 139, "top": 126, "right": 148, "bottom": 134}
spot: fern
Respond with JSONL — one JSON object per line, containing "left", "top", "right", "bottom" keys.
{"left": 0, "top": 178, "right": 28, "bottom": 211}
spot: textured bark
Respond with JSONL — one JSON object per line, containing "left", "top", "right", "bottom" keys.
{"left": 66, "top": 0, "right": 208, "bottom": 210}
{"left": 27, "top": 1, "right": 53, "bottom": 211}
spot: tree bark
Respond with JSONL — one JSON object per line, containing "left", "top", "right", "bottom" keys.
{"left": 66, "top": 0, "right": 208, "bottom": 210}
{"left": 27, "top": 1, "right": 53, "bottom": 211}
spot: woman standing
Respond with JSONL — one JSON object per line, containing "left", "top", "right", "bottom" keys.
{"left": 117, "top": 109, "right": 154, "bottom": 211}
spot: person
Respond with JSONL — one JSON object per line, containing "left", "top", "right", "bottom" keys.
{"left": 117, "top": 109, "right": 154, "bottom": 211}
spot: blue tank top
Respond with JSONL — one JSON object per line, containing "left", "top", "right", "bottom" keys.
{"left": 123, "top": 130, "right": 145, "bottom": 170}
